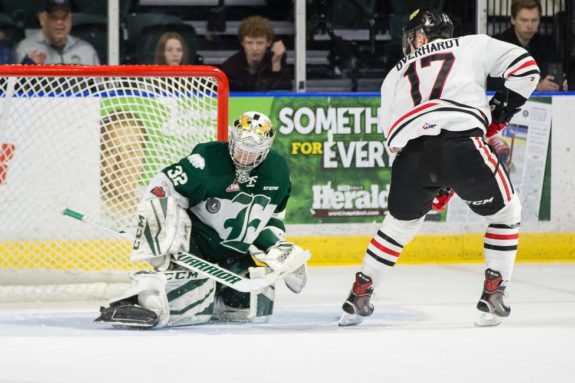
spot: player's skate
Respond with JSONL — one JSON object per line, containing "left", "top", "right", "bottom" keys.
{"left": 475, "top": 268, "right": 510, "bottom": 327}
{"left": 339, "top": 272, "right": 374, "bottom": 326}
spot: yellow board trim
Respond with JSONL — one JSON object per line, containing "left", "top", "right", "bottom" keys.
{"left": 1, "top": 233, "right": 574, "bottom": 271}
{"left": 290, "top": 233, "right": 575, "bottom": 265}
{"left": 0, "top": 240, "right": 149, "bottom": 271}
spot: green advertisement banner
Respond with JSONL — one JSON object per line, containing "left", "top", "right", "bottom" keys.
{"left": 231, "top": 96, "right": 392, "bottom": 224}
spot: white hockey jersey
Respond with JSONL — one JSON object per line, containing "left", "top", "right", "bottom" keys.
{"left": 381, "top": 34, "right": 540, "bottom": 150}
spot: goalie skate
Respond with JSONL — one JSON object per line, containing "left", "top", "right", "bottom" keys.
{"left": 475, "top": 269, "right": 510, "bottom": 327}
{"left": 339, "top": 272, "right": 374, "bottom": 326}
{"left": 95, "top": 302, "right": 159, "bottom": 329}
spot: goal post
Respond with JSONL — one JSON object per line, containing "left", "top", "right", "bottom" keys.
{"left": 0, "top": 65, "right": 229, "bottom": 301}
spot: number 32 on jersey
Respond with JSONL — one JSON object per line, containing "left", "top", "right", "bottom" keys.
{"left": 167, "top": 165, "right": 188, "bottom": 186}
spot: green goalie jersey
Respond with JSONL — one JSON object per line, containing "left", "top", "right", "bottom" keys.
{"left": 160, "top": 141, "right": 291, "bottom": 264}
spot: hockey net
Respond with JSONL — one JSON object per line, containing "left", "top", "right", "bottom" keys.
{"left": 0, "top": 65, "right": 228, "bottom": 301}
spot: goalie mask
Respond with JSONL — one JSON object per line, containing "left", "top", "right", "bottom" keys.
{"left": 402, "top": 9, "right": 454, "bottom": 55}
{"left": 229, "top": 111, "right": 275, "bottom": 181}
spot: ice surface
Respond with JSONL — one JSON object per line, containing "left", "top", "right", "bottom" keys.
{"left": 1, "top": 264, "right": 573, "bottom": 383}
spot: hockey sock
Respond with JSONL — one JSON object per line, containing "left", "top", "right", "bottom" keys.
{"left": 361, "top": 214, "right": 424, "bottom": 287}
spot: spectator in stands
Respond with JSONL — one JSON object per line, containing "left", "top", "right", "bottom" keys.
{"left": 0, "top": 32, "right": 14, "bottom": 64}
{"left": 15, "top": 0, "right": 100, "bottom": 65}
{"left": 220, "top": 15, "right": 292, "bottom": 91}
{"left": 489, "top": 0, "right": 567, "bottom": 91}
{"left": 154, "top": 32, "right": 190, "bottom": 65}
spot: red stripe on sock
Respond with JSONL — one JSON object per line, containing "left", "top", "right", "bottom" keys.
{"left": 485, "top": 233, "right": 519, "bottom": 240}
{"left": 370, "top": 238, "right": 400, "bottom": 257}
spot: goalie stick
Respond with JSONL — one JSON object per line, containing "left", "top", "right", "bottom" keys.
{"left": 62, "top": 207, "right": 308, "bottom": 293}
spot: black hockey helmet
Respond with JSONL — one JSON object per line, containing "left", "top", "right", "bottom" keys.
{"left": 402, "top": 9, "right": 454, "bottom": 55}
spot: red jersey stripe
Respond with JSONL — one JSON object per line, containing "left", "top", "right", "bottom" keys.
{"left": 388, "top": 102, "right": 439, "bottom": 136}
{"left": 507, "top": 60, "right": 537, "bottom": 76}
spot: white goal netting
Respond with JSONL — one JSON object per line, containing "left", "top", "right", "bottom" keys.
{"left": 0, "top": 65, "right": 228, "bottom": 301}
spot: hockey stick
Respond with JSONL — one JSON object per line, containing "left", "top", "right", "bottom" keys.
{"left": 63, "top": 208, "right": 133, "bottom": 240}
{"left": 62, "top": 207, "right": 307, "bottom": 293}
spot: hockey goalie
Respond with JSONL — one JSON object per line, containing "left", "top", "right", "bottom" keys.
{"left": 96, "top": 111, "right": 310, "bottom": 329}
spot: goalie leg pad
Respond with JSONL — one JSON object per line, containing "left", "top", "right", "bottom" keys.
{"left": 249, "top": 267, "right": 275, "bottom": 322}
{"left": 164, "top": 269, "right": 216, "bottom": 327}
{"left": 135, "top": 272, "right": 171, "bottom": 328}
{"left": 95, "top": 271, "right": 169, "bottom": 329}
{"left": 213, "top": 267, "right": 275, "bottom": 323}
{"left": 99, "top": 269, "right": 216, "bottom": 328}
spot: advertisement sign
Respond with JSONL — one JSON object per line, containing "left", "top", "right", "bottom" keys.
{"left": 232, "top": 95, "right": 392, "bottom": 224}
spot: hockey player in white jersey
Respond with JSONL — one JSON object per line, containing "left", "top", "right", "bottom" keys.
{"left": 339, "top": 9, "right": 539, "bottom": 326}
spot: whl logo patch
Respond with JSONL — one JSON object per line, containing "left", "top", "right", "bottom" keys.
{"left": 226, "top": 179, "right": 240, "bottom": 192}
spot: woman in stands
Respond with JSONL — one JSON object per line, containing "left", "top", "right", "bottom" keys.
{"left": 154, "top": 32, "right": 189, "bottom": 65}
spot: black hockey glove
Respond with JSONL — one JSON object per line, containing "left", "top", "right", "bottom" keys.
{"left": 489, "top": 89, "right": 527, "bottom": 124}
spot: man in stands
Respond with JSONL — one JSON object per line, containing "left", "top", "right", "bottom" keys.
{"left": 221, "top": 15, "right": 292, "bottom": 91}
{"left": 490, "top": 0, "right": 566, "bottom": 91}
{"left": 15, "top": 0, "right": 99, "bottom": 65}
{"left": 96, "top": 111, "right": 308, "bottom": 329}
{"left": 339, "top": 9, "right": 539, "bottom": 327}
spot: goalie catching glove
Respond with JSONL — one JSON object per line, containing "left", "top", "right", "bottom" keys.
{"left": 252, "top": 242, "right": 310, "bottom": 294}
{"left": 253, "top": 241, "right": 310, "bottom": 277}
{"left": 132, "top": 197, "right": 191, "bottom": 270}
{"left": 249, "top": 243, "right": 310, "bottom": 294}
